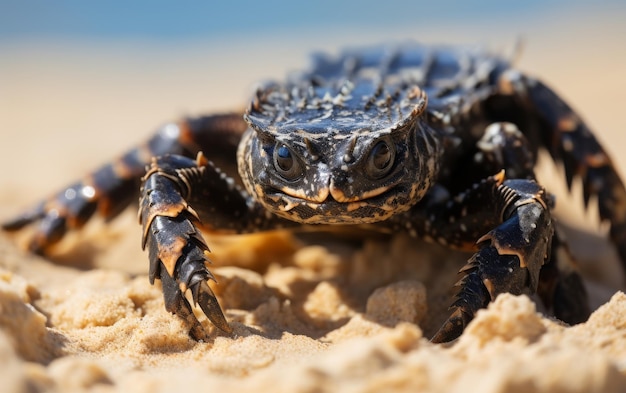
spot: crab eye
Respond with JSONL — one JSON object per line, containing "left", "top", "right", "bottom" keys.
{"left": 273, "top": 143, "right": 303, "bottom": 180}
{"left": 366, "top": 140, "right": 395, "bottom": 179}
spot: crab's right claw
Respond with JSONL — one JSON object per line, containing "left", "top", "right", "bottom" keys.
{"left": 430, "top": 251, "right": 493, "bottom": 344}
{"left": 431, "top": 308, "right": 472, "bottom": 344}
{"left": 140, "top": 156, "right": 232, "bottom": 340}
{"left": 192, "top": 280, "right": 232, "bottom": 334}
{"left": 431, "top": 178, "right": 558, "bottom": 344}
{"left": 158, "top": 262, "right": 232, "bottom": 341}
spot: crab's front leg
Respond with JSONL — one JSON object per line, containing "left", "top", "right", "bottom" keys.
{"left": 435, "top": 175, "right": 554, "bottom": 342}
{"left": 389, "top": 172, "right": 554, "bottom": 343}
{"left": 498, "top": 71, "right": 626, "bottom": 270}
{"left": 139, "top": 153, "right": 289, "bottom": 339}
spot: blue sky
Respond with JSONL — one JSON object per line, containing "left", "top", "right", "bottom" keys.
{"left": 1, "top": 1, "right": 623, "bottom": 41}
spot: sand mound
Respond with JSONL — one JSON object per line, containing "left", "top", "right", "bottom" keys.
{"left": 0, "top": 228, "right": 625, "bottom": 393}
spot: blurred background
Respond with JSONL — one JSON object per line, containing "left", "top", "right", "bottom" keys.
{"left": 1, "top": 1, "right": 625, "bottom": 285}
{"left": 1, "top": 1, "right": 625, "bottom": 181}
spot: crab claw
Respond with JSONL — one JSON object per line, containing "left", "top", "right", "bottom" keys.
{"left": 430, "top": 308, "right": 472, "bottom": 343}
{"left": 191, "top": 279, "right": 233, "bottom": 334}
{"left": 141, "top": 159, "right": 234, "bottom": 340}
{"left": 159, "top": 266, "right": 232, "bottom": 341}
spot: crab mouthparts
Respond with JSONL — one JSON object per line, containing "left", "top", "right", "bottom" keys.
{"left": 279, "top": 184, "right": 391, "bottom": 205}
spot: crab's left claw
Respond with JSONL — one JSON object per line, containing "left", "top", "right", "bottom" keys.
{"left": 431, "top": 178, "right": 559, "bottom": 343}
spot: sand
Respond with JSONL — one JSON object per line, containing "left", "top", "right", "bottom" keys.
{"left": 1, "top": 12, "right": 626, "bottom": 393}
{"left": 1, "top": 231, "right": 626, "bottom": 393}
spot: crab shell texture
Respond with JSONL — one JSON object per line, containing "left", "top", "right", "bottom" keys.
{"left": 236, "top": 44, "right": 473, "bottom": 225}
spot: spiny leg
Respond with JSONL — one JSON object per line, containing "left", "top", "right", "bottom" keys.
{"left": 386, "top": 123, "right": 564, "bottom": 342}
{"left": 498, "top": 70, "right": 626, "bottom": 273}
{"left": 3, "top": 113, "right": 246, "bottom": 254}
{"left": 140, "top": 153, "right": 290, "bottom": 339}
{"left": 433, "top": 174, "right": 554, "bottom": 342}
{"left": 430, "top": 121, "right": 590, "bottom": 341}
{"left": 474, "top": 122, "right": 590, "bottom": 322}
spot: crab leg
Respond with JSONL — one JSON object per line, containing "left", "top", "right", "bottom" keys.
{"left": 389, "top": 121, "right": 588, "bottom": 342}
{"left": 499, "top": 71, "right": 626, "bottom": 270}
{"left": 3, "top": 113, "right": 245, "bottom": 254}
{"left": 424, "top": 173, "right": 555, "bottom": 343}
{"left": 474, "top": 123, "right": 589, "bottom": 323}
{"left": 139, "top": 153, "right": 289, "bottom": 339}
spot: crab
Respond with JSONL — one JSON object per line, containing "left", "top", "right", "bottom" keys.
{"left": 4, "top": 42, "right": 626, "bottom": 343}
